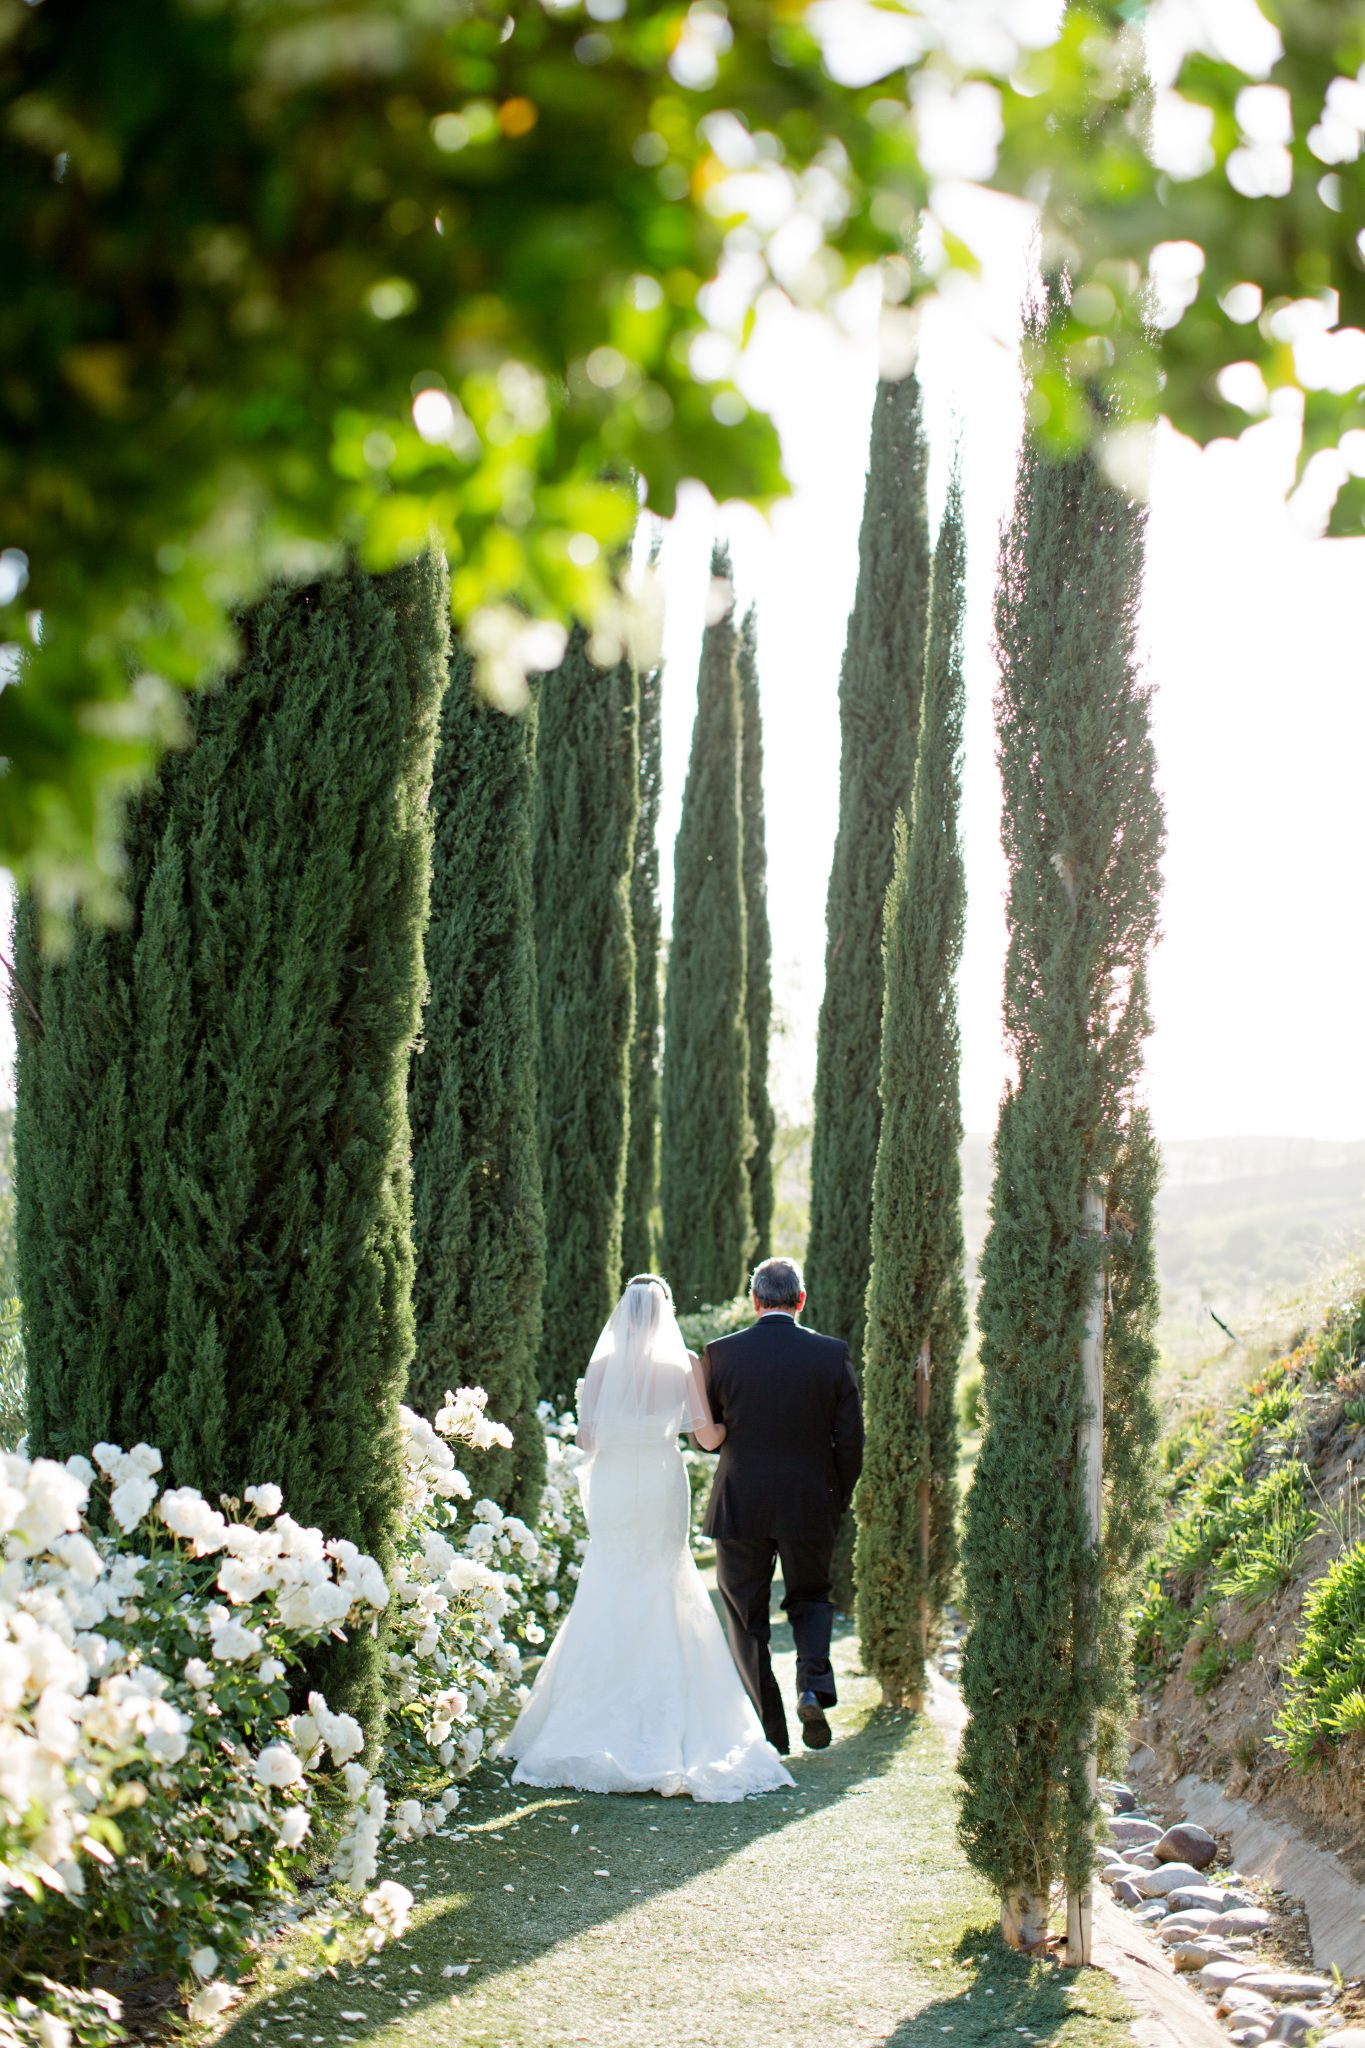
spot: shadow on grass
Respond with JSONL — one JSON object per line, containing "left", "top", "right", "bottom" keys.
{"left": 883, "top": 1924, "right": 1133, "bottom": 2047}
{"left": 223, "top": 1609, "right": 906, "bottom": 2045}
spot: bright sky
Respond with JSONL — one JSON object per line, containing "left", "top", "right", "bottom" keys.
{"left": 654, "top": 198, "right": 1365, "bottom": 1145}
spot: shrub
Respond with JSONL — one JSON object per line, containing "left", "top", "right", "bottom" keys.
{"left": 957, "top": 1365, "right": 983, "bottom": 1435}
{"left": 677, "top": 1294, "right": 753, "bottom": 1354}
{"left": 1275, "top": 1539, "right": 1365, "bottom": 1766}
{"left": 1, "top": 1390, "right": 587, "bottom": 2043}
{"left": 1212, "top": 1463, "right": 1315, "bottom": 1607}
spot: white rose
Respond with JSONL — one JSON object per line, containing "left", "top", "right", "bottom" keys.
{"left": 277, "top": 1807, "right": 310, "bottom": 1849}
{"left": 184, "top": 1658, "right": 214, "bottom": 1690}
{"left": 217, "top": 1557, "right": 271, "bottom": 1604}
{"left": 125, "top": 1443, "right": 163, "bottom": 1477}
{"left": 17, "top": 1458, "right": 89, "bottom": 1549}
{"left": 52, "top": 1531, "right": 104, "bottom": 1587}
{"left": 109, "top": 1473, "right": 158, "bottom": 1532}
{"left": 362, "top": 1879, "right": 414, "bottom": 1938}
{"left": 210, "top": 1619, "right": 264, "bottom": 1663}
{"left": 253, "top": 1742, "right": 304, "bottom": 1790}
{"left": 36, "top": 2013, "right": 72, "bottom": 2048}
{"left": 159, "top": 1488, "right": 230, "bottom": 1555}
{"left": 244, "top": 1482, "right": 283, "bottom": 1517}
{"left": 341, "top": 1761, "right": 370, "bottom": 1801}
{"left": 258, "top": 1657, "right": 286, "bottom": 1684}
{"left": 189, "top": 1945, "right": 219, "bottom": 1980}
{"left": 391, "top": 1798, "right": 424, "bottom": 1840}
{"left": 187, "top": 1982, "right": 236, "bottom": 2026}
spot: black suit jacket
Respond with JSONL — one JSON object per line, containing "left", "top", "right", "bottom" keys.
{"left": 700, "top": 1315, "right": 863, "bottom": 1544}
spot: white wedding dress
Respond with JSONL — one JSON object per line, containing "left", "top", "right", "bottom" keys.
{"left": 502, "top": 1283, "right": 793, "bottom": 1803}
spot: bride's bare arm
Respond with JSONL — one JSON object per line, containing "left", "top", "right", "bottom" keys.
{"left": 687, "top": 1349, "right": 726, "bottom": 1452}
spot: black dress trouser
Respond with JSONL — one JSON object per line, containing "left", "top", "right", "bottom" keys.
{"left": 713, "top": 1530, "right": 837, "bottom": 1755}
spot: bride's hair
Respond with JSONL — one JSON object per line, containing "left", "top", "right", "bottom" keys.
{"left": 624, "top": 1271, "right": 673, "bottom": 1306}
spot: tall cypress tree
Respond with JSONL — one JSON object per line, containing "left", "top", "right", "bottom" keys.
{"left": 15, "top": 556, "right": 448, "bottom": 1735}
{"left": 533, "top": 627, "right": 638, "bottom": 1406}
{"left": 621, "top": 626, "right": 664, "bottom": 1281}
{"left": 957, "top": 284, "right": 1164, "bottom": 1954}
{"left": 738, "top": 605, "right": 775, "bottom": 1256}
{"left": 855, "top": 461, "right": 968, "bottom": 1709}
{"left": 660, "top": 546, "right": 753, "bottom": 1313}
{"left": 409, "top": 643, "right": 545, "bottom": 1516}
{"left": 806, "top": 371, "right": 930, "bottom": 1602}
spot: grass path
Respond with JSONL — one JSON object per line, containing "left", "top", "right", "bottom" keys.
{"left": 225, "top": 1595, "right": 1140, "bottom": 2048}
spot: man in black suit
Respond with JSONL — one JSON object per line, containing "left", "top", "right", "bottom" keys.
{"left": 700, "top": 1256, "right": 863, "bottom": 1755}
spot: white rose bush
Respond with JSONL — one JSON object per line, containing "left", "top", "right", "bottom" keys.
{"left": 0, "top": 1388, "right": 588, "bottom": 2044}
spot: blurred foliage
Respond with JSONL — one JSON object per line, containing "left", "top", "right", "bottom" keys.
{"left": 0, "top": 0, "right": 927, "bottom": 912}
{"left": 0, "top": 1299, "right": 23, "bottom": 1452}
{"left": 0, "top": 1106, "right": 14, "bottom": 1299}
{"left": 6, "top": 0, "right": 1365, "bottom": 909}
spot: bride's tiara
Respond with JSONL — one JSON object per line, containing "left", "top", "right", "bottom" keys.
{"left": 625, "top": 1272, "right": 673, "bottom": 1306}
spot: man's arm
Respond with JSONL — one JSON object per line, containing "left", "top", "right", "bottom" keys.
{"left": 832, "top": 1348, "right": 863, "bottom": 1512}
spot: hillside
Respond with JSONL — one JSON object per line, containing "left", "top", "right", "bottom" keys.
{"left": 1129, "top": 1291, "right": 1365, "bottom": 1887}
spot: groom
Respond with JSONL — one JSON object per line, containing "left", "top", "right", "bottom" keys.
{"left": 700, "top": 1257, "right": 863, "bottom": 1755}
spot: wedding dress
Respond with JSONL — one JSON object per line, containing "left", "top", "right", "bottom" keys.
{"left": 502, "top": 1280, "right": 794, "bottom": 1803}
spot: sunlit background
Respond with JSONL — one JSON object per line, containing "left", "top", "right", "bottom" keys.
{"left": 653, "top": 204, "right": 1365, "bottom": 1147}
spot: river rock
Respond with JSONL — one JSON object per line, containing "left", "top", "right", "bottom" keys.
{"left": 1154, "top": 1820, "right": 1219, "bottom": 1869}
{"left": 1134, "top": 1900, "right": 1169, "bottom": 1924}
{"left": 1099, "top": 1861, "right": 1136, "bottom": 1886}
{"left": 1168, "top": 1883, "right": 1255, "bottom": 1913}
{"left": 1101, "top": 1779, "right": 1138, "bottom": 1813}
{"left": 1208, "top": 1908, "right": 1274, "bottom": 1937}
{"left": 1222, "top": 1990, "right": 1277, "bottom": 2022}
{"left": 1234, "top": 1973, "right": 1336, "bottom": 2004}
{"left": 1227, "top": 2028, "right": 1270, "bottom": 2048}
{"left": 1173, "top": 1940, "right": 1233, "bottom": 1972}
{"left": 1134, "top": 1861, "right": 1206, "bottom": 1897}
{"left": 1200, "top": 1960, "right": 1257, "bottom": 1994}
{"left": 1112, "top": 1879, "right": 1143, "bottom": 1908}
{"left": 1157, "top": 1910, "right": 1219, "bottom": 1941}
{"left": 1128, "top": 1848, "right": 1161, "bottom": 1869}
{"left": 1267, "top": 2010, "right": 1324, "bottom": 2045}
{"left": 1107, "top": 1816, "right": 1162, "bottom": 1848}
{"left": 1317, "top": 2033, "right": 1365, "bottom": 2047}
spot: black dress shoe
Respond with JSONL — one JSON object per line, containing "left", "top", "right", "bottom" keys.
{"left": 797, "top": 1691, "right": 831, "bottom": 1749}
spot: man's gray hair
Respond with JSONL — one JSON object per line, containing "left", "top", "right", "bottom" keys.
{"left": 751, "top": 1256, "right": 804, "bottom": 1310}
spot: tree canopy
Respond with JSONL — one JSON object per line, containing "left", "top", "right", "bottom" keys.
{"left": 4, "top": 0, "right": 1363, "bottom": 906}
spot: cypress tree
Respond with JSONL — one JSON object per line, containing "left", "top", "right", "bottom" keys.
{"left": 533, "top": 627, "right": 639, "bottom": 1407}
{"left": 806, "top": 371, "right": 930, "bottom": 1603}
{"left": 409, "top": 643, "right": 545, "bottom": 1516}
{"left": 15, "top": 556, "right": 448, "bottom": 1734}
{"left": 738, "top": 605, "right": 775, "bottom": 1256}
{"left": 660, "top": 546, "right": 753, "bottom": 1313}
{"left": 855, "top": 461, "right": 968, "bottom": 1709}
{"left": 957, "top": 284, "right": 1164, "bottom": 1955}
{"left": 621, "top": 625, "right": 664, "bottom": 1281}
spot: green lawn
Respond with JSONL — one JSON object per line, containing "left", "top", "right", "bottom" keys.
{"left": 223, "top": 1595, "right": 1137, "bottom": 2048}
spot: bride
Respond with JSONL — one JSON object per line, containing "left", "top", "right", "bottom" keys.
{"left": 502, "top": 1274, "right": 794, "bottom": 1802}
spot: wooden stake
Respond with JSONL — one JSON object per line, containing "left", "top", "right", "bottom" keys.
{"left": 1064, "top": 1180, "right": 1106, "bottom": 1968}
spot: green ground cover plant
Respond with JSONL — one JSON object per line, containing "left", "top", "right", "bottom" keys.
{"left": 1276, "top": 1540, "right": 1365, "bottom": 1765}
{"left": 1137, "top": 1295, "right": 1365, "bottom": 1783}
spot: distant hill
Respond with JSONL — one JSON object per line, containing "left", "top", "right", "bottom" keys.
{"left": 961, "top": 1132, "right": 1365, "bottom": 1380}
